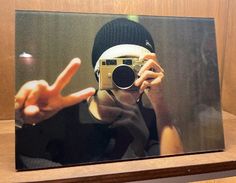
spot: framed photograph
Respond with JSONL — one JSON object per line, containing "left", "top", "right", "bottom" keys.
{"left": 15, "top": 11, "right": 224, "bottom": 170}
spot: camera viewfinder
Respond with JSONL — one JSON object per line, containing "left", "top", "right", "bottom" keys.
{"left": 123, "top": 59, "right": 132, "bottom": 65}
{"left": 106, "top": 59, "right": 117, "bottom": 65}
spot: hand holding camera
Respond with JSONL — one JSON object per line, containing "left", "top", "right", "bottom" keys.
{"left": 134, "top": 53, "right": 165, "bottom": 109}
{"left": 98, "top": 53, "right": 164, "bottom": 105}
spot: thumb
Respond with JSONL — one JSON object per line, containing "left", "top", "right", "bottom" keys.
{"left": 24, "top": 105, "right": 40, "bottom": 116}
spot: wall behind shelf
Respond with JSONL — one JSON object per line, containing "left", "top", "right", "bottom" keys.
{"left": 0, "top": 0, "right": 15, "bottom": 119}
{"left": 221, "top": 0, "right": 236, "bottom": 115}
{"left": 0, "top": 0, "right": 235, "bottom": 120}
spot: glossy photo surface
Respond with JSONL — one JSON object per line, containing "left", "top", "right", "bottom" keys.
{"left": 15, "top": 11, "right": 224, "bottom": 170}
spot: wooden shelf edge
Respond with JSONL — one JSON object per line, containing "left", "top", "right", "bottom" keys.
{"left": 32, "top": 161, "right": 236, "bottom": 183}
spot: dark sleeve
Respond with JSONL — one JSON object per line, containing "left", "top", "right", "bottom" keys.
{"left": 137, "top": 101, "right": 160, "bottom": 156}
{"left": 138, "top": 101, "right": 159, "bottom": 141}
{"left": 15, "top": 104, "right": 79, "bottom": 169}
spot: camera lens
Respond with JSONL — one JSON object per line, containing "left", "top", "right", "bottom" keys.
{"left": 112, "top": 65, "right": 135, "bottom": 89}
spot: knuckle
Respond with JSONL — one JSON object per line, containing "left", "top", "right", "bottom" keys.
{"left": 160, "top": 73, "right": 164, "bottom": 81}
{"left": 150, "top": 59, "right": 156, "bottom": 64}
{"left": 146, "top": 59, "right": 156, "bottom": 66}
{"left": 140, "top": 71, "right": 148, "bottom": 80}
{"left": 15, "top": 95, "right": 24, "bottom": 103}
{"left": 159, "top": 77, "right": 163, "bottom": 82}
{"left": 144, "top": 80, "right": 149, "bottom": 86}
{"left": 144, "top": 70, "right": 152, "bottom": 76}
{"left": 25, "top": 80, "right": 38, "bottom": 89}
{"left": 159, "top": 72, "right": 164, "bottom": 79}
{"left": 38, "top": 80, "right": 49, "bottom": 91}
{"left": 146, "top": 59, "right": 153, "bottom": 65}
{"left": 153, "top": 77, "right": 162, "bottom": 85}
{"left": 39, "top": 80, "right": 48, "bottom": 87}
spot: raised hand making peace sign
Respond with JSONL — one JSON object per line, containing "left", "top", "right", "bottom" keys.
{"left": 15, "top": 58, "right": 96, "bottom": 125}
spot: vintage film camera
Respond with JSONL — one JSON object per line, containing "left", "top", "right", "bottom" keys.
{"left": 99, "top": 58, "right": 147, "bottom": 90}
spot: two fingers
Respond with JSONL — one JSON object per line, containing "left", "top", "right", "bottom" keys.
{"left": 15, "top": 58, "right": 82, "bottom": 110}
{"left": 15, "top": 58, "right": 95, "bottom": 112}
{"left": 50, "top": 58, "right": 95, "bottom": 107}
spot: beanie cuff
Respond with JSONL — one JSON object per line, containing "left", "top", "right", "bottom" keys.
{"left": 94, "top": 44, "right": 151, "bottom": 76}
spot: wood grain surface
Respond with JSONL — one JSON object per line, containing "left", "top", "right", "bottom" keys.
{"left": 0, "top": 0, "right": 15, "bottom": 119}
{"left": 0, "top": 111, "right": 235, "bottom": 182}
{"left": 221, "top": 0, "right": 236, "bottom": 115}
{"left": 195, "top": 176, "right": 236, "bottom": 183}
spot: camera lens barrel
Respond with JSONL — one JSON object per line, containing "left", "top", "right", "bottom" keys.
{"left": 112, "top": 65, "right": 135, "bottom": 89}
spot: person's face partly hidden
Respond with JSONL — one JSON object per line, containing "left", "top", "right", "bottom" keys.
{"left": 102, "top": 55, "right": 142, "bottom": 105}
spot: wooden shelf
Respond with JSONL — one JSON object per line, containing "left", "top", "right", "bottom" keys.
{"left": 0, "top": 111, "right": 236, "bottom": 182}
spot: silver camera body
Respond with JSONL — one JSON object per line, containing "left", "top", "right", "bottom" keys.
{"left": 98, "top": 58, "right": 146, "bottom": 90}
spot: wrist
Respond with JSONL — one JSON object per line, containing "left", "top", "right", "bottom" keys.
{"left": 146, "top": 93, "right": 172, "bottom": 126}
{"left": 146, "top": 90, "right": 165, "bottom": 111}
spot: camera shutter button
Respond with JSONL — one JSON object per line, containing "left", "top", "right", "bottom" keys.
{"left": 108, "top": 72, "right": 112, "bottom": 78}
